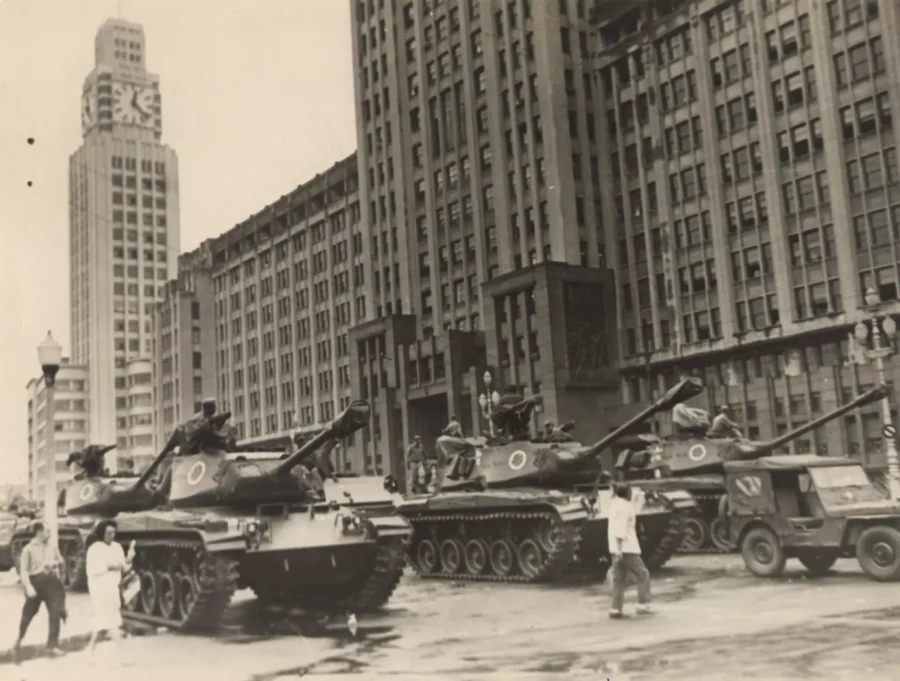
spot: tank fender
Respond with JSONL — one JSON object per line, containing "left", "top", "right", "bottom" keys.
{"left": 657, "top": 490, "right": 698, "bottom": 510}
{"left": 842, "top": 517, "right": 900, "bottom": 548}
{"left": 365, "top": 514, "right": 414, "bottom": 538}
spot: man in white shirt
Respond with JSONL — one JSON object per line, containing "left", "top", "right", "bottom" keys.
{"left": 607, "top": 483, "right": 653, "bottom": 619}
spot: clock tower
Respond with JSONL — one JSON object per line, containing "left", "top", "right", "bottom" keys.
{"left": 70, "top": 18, "right": 180, "bottom": 474}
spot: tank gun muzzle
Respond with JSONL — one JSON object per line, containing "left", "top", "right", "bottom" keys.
{"left": 273, "top": 400, "right": 372, "bottom": 477}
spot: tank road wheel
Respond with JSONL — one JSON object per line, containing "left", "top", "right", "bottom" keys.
{"left": 415, "top": 539, "right": 439, "bottom": 575}
{"left": 463, "top": 539, "right": 489, "bottom": 576}
{"left": 741, "top": 526, "right": 786, "bottom": 578}
{"left": 797, "top": 552, "right": 838, "bottom": 577}
{"left": 489, "top": 539, "right": 516, "bottom": 578}
{"left": 156, "top": 570, "right": 178, "bottom": 620}
{"left": 516, "top": 539, "right": 544, "bottom": 580}
{"left": 679, "top": 515, "right": 709, "bottom": 552}
{"left": 536, "top": 519, "right": 562, "bottom": 553}
{"left": 857, "top": 525, "right": 900, "bottom": 582}
{"left": 439, "top": 539, "right": 464, "bottom": 575}
{"left": 177, "top": 571, "right": 198, "bottom": 618}
{"left": 139, "top": 569, "right": 159, "bottom": 615}
{"left": 709, "top": 518, "right": 736, "bottom": 552}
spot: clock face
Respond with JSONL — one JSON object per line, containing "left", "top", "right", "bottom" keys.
{"left": 81, "top": 89, "right": 94, "bottom": 128}
{"left": 112, "top": 83, "right": 154, "bottom": 126}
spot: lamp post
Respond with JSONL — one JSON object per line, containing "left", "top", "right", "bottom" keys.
{"left": 37, "top": 331, "right": 62, "bottom": 545}
{"left": 854, "top": 288, "right": 900, "bottom": 500}
{"left": 477, "top": 370, "right": 501, "bottom": 437}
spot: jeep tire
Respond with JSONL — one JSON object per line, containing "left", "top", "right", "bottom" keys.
{"left": 857, "top": 525, "right": 900, "bottom": 582}
{"left": 797, "top": 552, "right": 838, "bottom": 576}
{"left": 741, "top": 526, "right": 786, "bottom": 577}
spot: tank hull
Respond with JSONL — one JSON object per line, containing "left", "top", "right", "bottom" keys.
{"left": 392, "top": 487, "right": 690, "bottom": 583}
{"left": 110, "top": 505, "right": 411, "bottom": 632}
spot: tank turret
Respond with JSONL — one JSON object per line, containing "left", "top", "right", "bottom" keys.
{"left": 165, "top": 400, "right": 371, "bottom": 508}
{"left": 63, "top": 410, "right": 236, "bottom": 517}
{"left": 436, "top": 377, "right": 705, "bottom": 492}
{"left": 617, "top": 385, "right": 890, "bottom": 478}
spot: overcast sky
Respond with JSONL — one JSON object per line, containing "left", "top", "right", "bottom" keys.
{"left": 0, "top": 0, "right": 357, "bottom": 485}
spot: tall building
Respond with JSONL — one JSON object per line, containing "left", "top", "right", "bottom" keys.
{"left": 177, "top": 155, "right": 366, "bottom": 472}
{"left": 70, "top": 19, "right": 180, "bottom": 471}
{"left": 348, "top": 0, "right": 900, "bottom": 478}
{"left": 593, "top": 0, "right": 900, "bottom": 464}
{"left": 151, "top": 242, "right": 217, "bottom": 458}
{"left": 348, "top": 0, "right": 624, "bottom": 481}
{"left": 25, "top": 361, "right": 89, "bottom": 501}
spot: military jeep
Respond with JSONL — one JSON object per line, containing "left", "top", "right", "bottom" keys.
{"left": 720, "top": 454, "right": 900, "bottom": 581}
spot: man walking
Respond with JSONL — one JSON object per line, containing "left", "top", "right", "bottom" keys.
{"left": 608, "top": 483, "right": 654, "bottom": 619}
{"left": 13, "top": 521, "right": 67, "bottom": 658}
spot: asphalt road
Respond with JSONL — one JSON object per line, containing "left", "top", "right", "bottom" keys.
{"left": 7, "top": 554, "right": 900, "bottom": 680}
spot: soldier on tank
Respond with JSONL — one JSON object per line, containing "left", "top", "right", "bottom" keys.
{"left": 405, "top": 436, "right": 426, "bottom": 495}
{"left": 707, "top": 405, "right": 743, "bottom": 439}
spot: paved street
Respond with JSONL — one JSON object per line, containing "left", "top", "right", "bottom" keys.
{"left": 4, "top": 555, "right": 900, "bottom": 680}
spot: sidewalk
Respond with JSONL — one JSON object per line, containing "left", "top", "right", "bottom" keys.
{"left": 0, "top": 581, "right": 95, "bottom": 666}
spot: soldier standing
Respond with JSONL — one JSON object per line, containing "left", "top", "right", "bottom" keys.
{"left": 405, "top": 436, "right": 425, "bottom": 494}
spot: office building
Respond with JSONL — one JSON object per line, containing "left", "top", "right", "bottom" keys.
{"left": 347, "top": 0, "right": 900, "bottom": 476}
{"left": 69, "top": 18, "right": 179, "bottom": 472}
{"left": 25, "top": 361, "right": 89, "bottom": 501}
{"left": 348, "top": 0, "right": 628, "bottom": 481}
{"left": 593, "top": 0, "right": 900, "bottom": 463}
{"left": 202, "top": 154, "right": 366, "bottom": 472}
{"left": 151, "top": 242, "right": 217, "bottom": 457}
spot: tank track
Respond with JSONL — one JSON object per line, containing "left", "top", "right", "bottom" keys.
{"left": 347, "top": 535, "right": 409, "bottom": 612}
{"left": 406, "top": 510, "right": 581, "bottom": 583}
{"left": 121, "top": 537, "right": 239, "bottom": 632}
{"left": 675, "top": 492, "right": 736, "bottom": 555}
{"left": 642, "top": 505, "right": 687, "bottom": 571}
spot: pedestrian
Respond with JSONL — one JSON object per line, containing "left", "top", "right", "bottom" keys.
{"left": 12, "top": 521, "right": 67, "bottom": 658}
{"left": 85, "top": 519, "right": 133, "bottom": 661}
{"left": 607, "top": 483, "right": 654, "bottom": 619}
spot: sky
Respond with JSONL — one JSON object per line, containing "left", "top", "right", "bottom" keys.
{"left": 0, "top": 0, "right": 357, "bottom": 484}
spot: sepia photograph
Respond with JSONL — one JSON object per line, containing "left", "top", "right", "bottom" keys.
{"left": 1, "top": 0, "right": 900, "bottom": 679}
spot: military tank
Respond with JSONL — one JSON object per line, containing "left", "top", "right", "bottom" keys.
{"left": 615, "top": 385, "right": 891, "bottom": 554}
{"left": 6, "top": 462, "right": 113, "bottom": 590}
{"left": 388, "top": 377, "right": 705, "bottom": 583}
{"left": 62, "top": 400, "right": 412, "bottom": 632}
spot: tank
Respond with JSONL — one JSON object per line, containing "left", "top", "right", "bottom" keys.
{"left": 390, "top": 377, "right": 705, "bottom": 583}
{"left": 7, "top": 447, "right": 120, "bottom": 590}
{"left": 62, "top": 400, "right": 412, "bottom": 632}
{"left": 615, "top": 385, "right": 891, "bottom": 553}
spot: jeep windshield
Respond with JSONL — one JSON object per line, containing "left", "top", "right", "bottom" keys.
{"left": 809, "top": 466, "right": 871, "bottom": 489}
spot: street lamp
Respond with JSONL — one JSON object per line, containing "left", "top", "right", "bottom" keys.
{"left": 854, "top": 288, "right": 899, "bottom": 500}
{"left": 37, "top": 331, "right": 62, "bottom": 544}
{"left": 477, "top": 370, "right": 501, "bottom": 437}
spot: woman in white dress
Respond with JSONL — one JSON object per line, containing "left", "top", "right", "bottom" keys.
{"left": 85, "top": 520, "right": 132, "bottom": 659}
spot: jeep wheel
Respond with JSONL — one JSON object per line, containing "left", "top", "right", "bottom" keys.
{"left": 857, "top": 525, "right": 900, "bottom": 582}
{"left": 741, "top": 526, "right": 786, "bottom": 577}
{"left": 797, "top": 552, "right": 838, "bottom": 576}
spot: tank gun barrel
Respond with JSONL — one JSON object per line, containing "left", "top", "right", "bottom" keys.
{"left": 754, "top": 385, "right": 889, "bottom": 454}
{"left": 585, "top": 377, "right": 705, "bottom": 456}
{"left": 273, "top": 400, "right": 371, "bottom": 477}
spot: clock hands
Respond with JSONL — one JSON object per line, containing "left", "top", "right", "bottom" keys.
{"left": 131, "top": 89, "right": 151, "bottom": 121}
